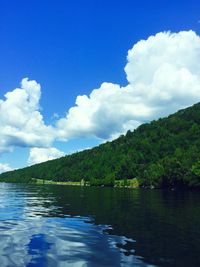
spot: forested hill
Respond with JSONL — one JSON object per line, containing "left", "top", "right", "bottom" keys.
{"left": 1, "top": 102, "right": 200, "bottom": 188}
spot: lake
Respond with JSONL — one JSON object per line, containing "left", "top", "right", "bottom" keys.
{"left": 0, "top": 183, "right": 200, "bottom": 267}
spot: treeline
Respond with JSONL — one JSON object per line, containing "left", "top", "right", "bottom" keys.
{"left": 1, "top": 102, "right": 200, "bottom": 188}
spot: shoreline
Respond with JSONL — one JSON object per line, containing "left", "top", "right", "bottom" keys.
{"left": 33, "top": 178, "right": 140, "bottom": 189}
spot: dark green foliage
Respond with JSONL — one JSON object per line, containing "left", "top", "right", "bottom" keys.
{"left": 90, "top": 174, "right": 115, "bottom": 187}
{"left": 2, "top": 102, "right": 200, "bottom": 188}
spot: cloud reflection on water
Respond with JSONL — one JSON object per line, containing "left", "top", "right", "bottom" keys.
{"left": 0, "top": 184, "right": 149, "bottom": 267}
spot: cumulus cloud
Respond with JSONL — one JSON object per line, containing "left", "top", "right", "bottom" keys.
{"left": 0, "top": 78, "right": 54, "bottom": 154}
{"left": 0, "top": 163, "right": 13, "bottom": 174}
{"left": 56, "top": 30, "right": 200, "bottom": 140}
{"left": 1, "top": 30, "right": 200, "bottom": 165}
{"left": 28, "top": 147, "right": 65, "bottom": 165}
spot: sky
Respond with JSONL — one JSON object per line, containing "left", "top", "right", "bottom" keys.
{"left": 1, "top": 0, "right": 200, "bottom": 172}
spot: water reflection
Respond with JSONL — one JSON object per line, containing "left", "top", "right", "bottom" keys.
{"left": 0, "top": 183, "right": 200, "bottom": 266}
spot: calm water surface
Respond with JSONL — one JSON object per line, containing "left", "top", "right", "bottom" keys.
{"left": 0, "top": 183, "right": 200, "bottom": 267}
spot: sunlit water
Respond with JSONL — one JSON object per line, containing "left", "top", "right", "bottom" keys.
{"left": 0, "top": 183, "right": 200, "bottom": 267}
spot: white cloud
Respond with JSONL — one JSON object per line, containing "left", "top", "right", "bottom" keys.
{"left": 1, "top": 30, "right": 200, "bottom": 166}
{"left": 0, "top": 78, "right": 55, "bottom": 154}
{"left": 56, "top": 30, "right": 200, "bottom": 140}
{"left": 0, "top": 163, "right": 13, "bottom": 174}
{"left": 28, "top": 147, "right": 65, "bottom": 165}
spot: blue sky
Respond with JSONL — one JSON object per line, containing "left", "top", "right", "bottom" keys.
{"left": 1, "top": 0, "right": 200, "bottom": 171}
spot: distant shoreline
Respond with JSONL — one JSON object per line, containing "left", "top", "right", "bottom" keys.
{"left": 24, "top": 178, "right": 140, "bottom": 189}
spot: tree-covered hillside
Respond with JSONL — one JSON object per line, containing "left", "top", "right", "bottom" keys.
{"left": 1, "top": 103, "right": 200, "bottom": 188}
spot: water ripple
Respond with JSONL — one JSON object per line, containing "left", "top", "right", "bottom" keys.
{"left": 0, "top": 183, "right": 150, "bottom": 267}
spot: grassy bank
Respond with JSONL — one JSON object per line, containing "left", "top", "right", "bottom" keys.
{"left": 34, "top": 178, "right": 86, "bottom": 186}
{"left": 33, "top": 178, "right": 139, "bottom": 188}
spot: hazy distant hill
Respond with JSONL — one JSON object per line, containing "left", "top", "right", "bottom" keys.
{"left": 1, "top": 102, "right": 200, "bottom": 188}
